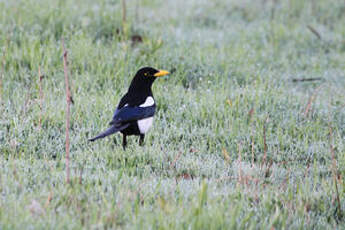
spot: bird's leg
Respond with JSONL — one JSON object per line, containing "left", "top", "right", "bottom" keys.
{"left": 139, "top": 134, "right": 145, "bottom": 146}
{"left": 122, "top": 135, "right": 127, "bottom": 150}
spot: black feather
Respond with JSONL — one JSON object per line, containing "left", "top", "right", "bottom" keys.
{"left": 109, "top": 105, "right": 156, "bottom": 125}
{"left": 88, "top": 123, "right": 130, "bottom": 142}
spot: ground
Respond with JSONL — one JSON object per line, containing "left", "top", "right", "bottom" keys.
{"left": 0, "top": 0, "right": 345, "bottom": 229}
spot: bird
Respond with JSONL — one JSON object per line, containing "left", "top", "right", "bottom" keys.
{"left": 89, "top": 67, "right": 170, "bottom": 149}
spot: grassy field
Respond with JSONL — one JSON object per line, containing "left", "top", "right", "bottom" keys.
{"left": 1, "top": 0, "right": 345, "bottom": 229}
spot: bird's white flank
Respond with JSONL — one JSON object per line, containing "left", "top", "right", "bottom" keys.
{"left": 138, "top": 117, "right": 153, "bottom": 134}
{"left": 139, "top": 96, "right": 155, "bottom": 107}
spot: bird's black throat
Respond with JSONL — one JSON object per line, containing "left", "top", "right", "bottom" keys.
{"left": 128, "top": 74, "right": 155, "bottom": 95}
{"left": 125, "top": 74, "right": 155, "bottom": 106}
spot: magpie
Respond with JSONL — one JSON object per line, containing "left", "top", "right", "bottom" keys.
{"left": 89, "top": 67, "right": 170, "bottom": 149}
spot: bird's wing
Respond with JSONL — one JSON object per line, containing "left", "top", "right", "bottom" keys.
{"left": 109, "top": 105, "right": 156, "bottom": 125}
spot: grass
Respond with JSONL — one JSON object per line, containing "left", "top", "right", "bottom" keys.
{"left": 0, "top": 0, "right": 345, "bottom": 229}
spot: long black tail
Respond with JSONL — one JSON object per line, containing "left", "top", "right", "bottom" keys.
{"left": 88, "top": 124, "right": 130, "bottom": 142}
{"left": 89, "top": 126, "right": 118, "bottom": 142}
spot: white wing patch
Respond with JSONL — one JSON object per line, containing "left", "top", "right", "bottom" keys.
{"left": 139, "top": 96, "right": 154, "bottom": 107}
{"left": 138, "top": 117, "right": 153, "bottom": 134}
{"left": 138, "top": 96, "right": 155, "bottom": 133}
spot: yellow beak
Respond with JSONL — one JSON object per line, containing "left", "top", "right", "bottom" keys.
{"left": 154, "top": 70, "right": 170, "bottom": 77}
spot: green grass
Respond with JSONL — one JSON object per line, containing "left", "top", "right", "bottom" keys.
{"left": 1, "top": 0, "right": 345, "bottom": 229}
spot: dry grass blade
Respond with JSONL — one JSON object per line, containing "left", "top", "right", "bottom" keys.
{"left": 45, "top": 191, "right": 53, "bottom": 208}
{"left": 222, "top": 148, "right": 231, "bottom": 163}
{"left": 264, "top": 160, "right": 273, "bottom": 178}
{"left": 248, "top": 107, "right": 254, "bottom": 119}
{"left": 226, "top": 98, "right": 232, "bottom": 107}
{"left": 170, "top": 151, "right": 183, "bottom": 169}
{"left": 62, "top": 38, "right": 72, "bottom": 184}
{"left": 303, "top": 85, "right": 323, "bottom": 117}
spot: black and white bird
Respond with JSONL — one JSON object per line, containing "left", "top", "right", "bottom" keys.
{"left": 89, "top": 67, "right": 170, "bottom": 149}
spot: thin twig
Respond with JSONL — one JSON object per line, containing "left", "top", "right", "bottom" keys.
{"left": 270, "top": 0, "right": 278, "bottom": 20}
{"left": 23, "top": 90, "right": 32, "bottom": 116}
{"left": 62, "top": 38, "right": 72, "bottom": 184}
{"left": 340, "top": 102, "right": 345, "bottom": 110}
{"left": 307, "top": 25, "right": 322, "bottom": 40}
{"left": 251, "top": 127, "right": 255, "bottom": 168}
{"left": 79, "top": 166, "right": 84, "bottom": 185}
{"left": 328, "top": 116, "right": 343, "bottom": 218}
{"left": 38, "top": 66, "right": 44, "bottom": 131}
{"left": 262, "top": 116, "right": 268, "bottom": 166}
{"left": 292, "top": 78, "right": 322, "bottom": 82}
{"left": 0, "top": 46, "right": 6, "bottom": 102}
{"left": 135, "top": 0, "right": 140, "bottom": 24}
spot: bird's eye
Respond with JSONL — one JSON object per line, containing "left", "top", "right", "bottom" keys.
{"left": 144, "top": 73, "right": 148, "bottom": 76}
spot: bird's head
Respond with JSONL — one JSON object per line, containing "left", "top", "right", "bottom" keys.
{"left": 129, "top": 67, "right": 170, "bottom": 92}
{"left": 137, "top": 67, "right": 170, "bottom": 80}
